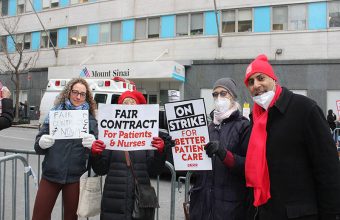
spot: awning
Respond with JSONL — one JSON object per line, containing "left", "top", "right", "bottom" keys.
{"left": 48, "top": 61, "right": 185, "bottom": 82}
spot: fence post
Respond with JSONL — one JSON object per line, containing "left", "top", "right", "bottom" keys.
{"left": 0, "top": 154, "right": 31, "bottom": 220}
{"left": 165, "top": 161, "right": 176, "bottom": 220}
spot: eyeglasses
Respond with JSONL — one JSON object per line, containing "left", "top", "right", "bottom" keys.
{"left": 71, "top": 90, "right": 86, "bottom": 98}
{"left": 212, "top": 91, "right": 230, "bottom": 98}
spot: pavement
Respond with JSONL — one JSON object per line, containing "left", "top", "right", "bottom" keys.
{"left": 12, "top": 120, "right": 40, "bottom": 129}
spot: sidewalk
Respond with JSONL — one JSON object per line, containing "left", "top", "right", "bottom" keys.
{"left": 12, "top": 120, "right": 40, "bottom": 129}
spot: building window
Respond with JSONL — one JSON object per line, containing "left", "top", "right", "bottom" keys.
{"left": 41, "top": 32, "right": 48, "bottom": 48}
{"left": 190, "top": 13, "right": 203, "bottom": 35}
{"left": 42, "top": 0, "right": 49, "bottom": 9}
{"left": 71, "top": 0, "right": 87, "bottom": 5}
{"left": 1, "top": 0, "right": 8, "bottom": 16}
{"left": 68, "top": 27, "right": 77, "bottom": 45}
{"left": 68, "top": 26, "right": 87, "bottom": 45}
{"left": 49, "top": 29, "right": 57, "bottom": 47}
{"left": 238, "top": 9, "right": 252, "bottom": 32}
{"left": 272, "top": 6, "right": 288, "bottom": 31}
{"left": 111, "top": 21, "right": 121, "bottom": 42}
{"left": 25, "top": 0, "right": 33, "bottom": 12}
{"left": 17, "top": 0, "right": 25, "bottom": 14}
{"left": 222, "top": 10, "right": 235, "bottom": 33}
{"left": 176, "top": 14, "right": 188, "bottom": 36}
{"left": 42, "top": 0, "right": 59, "bottom": 9}
{"left": 329, "top": 1, "right": 340, "bottom": 28}
{"left": 0, "top": 36, "right": 7, "bottom": 52}
{"left": 41, "top": 30, "right": 58, "bottom": 48}
{"left": 51, "top": 0, "right": 59, "bottom": 8}
{"left": 135, "top": 18, "right": 147, "bottom": 40}
{"left": 288, "top": 4, "right": 307, "bottom": 30}
{"left": 23, "top": 33, "right": 31, "bottom": 50}
{"left": 100, "top": 23, "right": 110, "bottom": 43}
{"left": 78, "top": 26, "right": 87, "bottom": 45}
{"left": 148, "top": 17, "right": 160, "bottom": 38}
{"left": 16, "top": 34, "right": 24, "bottom": 50}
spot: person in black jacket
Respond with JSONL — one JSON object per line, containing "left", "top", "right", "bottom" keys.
{"left": 0, "top": 86, "right": 14, "bottom": 130}
{"left": 244, "top": 54, "right": 340, "bottom": 220}
{"left": 327, "top": 109, "right": 337, "bottom": 131}
{"left": 32, "top": 78, "right": 98, "bottom": 220}
{"left": 189, "top": 78, "right": 250, "bottom": 220}
{"left": 91, "top": 90, "right": 173, "bottom": 220}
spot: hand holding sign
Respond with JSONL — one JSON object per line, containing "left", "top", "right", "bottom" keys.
{"left": 165, "top": 99, "right": 212, "bottom": 171}
{"left": 39, "top": 135, "right": 55, "bottom": 149}
{"left": 204, "top": 141, "right": 227, "bottom": 161}
{"left": 82, "top": 134, "right": 96, "bottom": 149}
{"left": 151, "top": 137, "right": 165, "bottom": 153}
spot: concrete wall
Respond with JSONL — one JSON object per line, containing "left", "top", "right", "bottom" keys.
{"left": 184, "top": 59, "right": 340, "bottom": 114}
{"left": 1, "top": 0, "right": 340, "bottom": 70}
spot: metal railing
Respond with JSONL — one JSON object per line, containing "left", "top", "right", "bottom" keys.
{"left": 0, "top": 154, "right": 35, "bottom": 220}
{"left": 0, "top": 148, "right": 184, "bottom": 220}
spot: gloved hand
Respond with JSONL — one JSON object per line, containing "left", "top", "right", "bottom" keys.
{"left": 39, "top": 135, "right": 55, "bottom": 149}
{"left": 151, "top": 137, "right": 165, "bottom": 153}
{"left": 91, "top": 140, "right": 106, "bottom": 155}
{"left": 82, "top": 134, "right": 96, "bottom": 149}
{"left": 204, "top": 141, "right": 227, "bottom": 161}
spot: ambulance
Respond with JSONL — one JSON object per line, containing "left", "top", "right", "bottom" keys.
{"left": 38, "top": 77, "right": 135, "bottom": 126}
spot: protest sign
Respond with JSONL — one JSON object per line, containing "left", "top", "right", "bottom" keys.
{"left": 98, "top": 104, "right": 159, "bottom": 151}
{"left": 49, "top": 110, "right": 89, "bottom": 139}
{"left": 165, "top": 99, "right": 212, "bottom": 171}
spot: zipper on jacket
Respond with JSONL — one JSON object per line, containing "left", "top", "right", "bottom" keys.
{"left": 253, "top": 207, "right": 258, "bottom": 220}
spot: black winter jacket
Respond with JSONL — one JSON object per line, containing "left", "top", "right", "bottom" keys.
{"left": 190, "top": 110, "right": 250, "bottom": 220}
{"left": 35, "top": 113, "right": 98, "bottom": 184}
{"left": 0, "top": 98, "right": 14, "bottom": 130}
{"left": 92, "top": 131, "right": 170, "bottom": 220}
{"left": 246, "top": 87, "right": 340, "bottom": 220}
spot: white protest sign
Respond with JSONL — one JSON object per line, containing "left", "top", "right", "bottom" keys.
{"left": 98, "top": 104, "right": 159, "bottom": 151}
{"left": 49, "top": 110, "right": 89, "bottom": 139}
{"left": 165, "top": 99, "right": 212, "bottom": 171}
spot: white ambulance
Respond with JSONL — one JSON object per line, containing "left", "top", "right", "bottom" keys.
{"left": 38, "top": 77, "right": 136, "bottom": 126}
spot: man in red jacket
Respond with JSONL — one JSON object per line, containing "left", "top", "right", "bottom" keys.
{"left": 244, "top": 54, "right": 340, "bottom": 220}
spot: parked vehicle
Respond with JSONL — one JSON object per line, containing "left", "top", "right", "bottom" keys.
{"left": 38, "top": 77, "right": 135, "bottom": 126}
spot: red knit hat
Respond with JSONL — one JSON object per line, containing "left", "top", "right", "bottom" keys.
{"left": 118, "top": 90, "right": 147, "bottom": 104}
{"left": 244, "top": 54, "right": 277, "bottom": 86}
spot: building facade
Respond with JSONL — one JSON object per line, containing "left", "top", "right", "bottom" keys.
{"left": 0, "top": 0, "right": 340, "bottom": 118}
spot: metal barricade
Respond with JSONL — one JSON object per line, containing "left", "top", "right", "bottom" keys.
{"left": 0, "top": 154, "right": 36, "bottom": 220}
{"left": 0, "top": 147, "right": 180, "bottom": 220}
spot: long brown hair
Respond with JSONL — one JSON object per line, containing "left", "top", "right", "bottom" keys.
{"left": 54, "top": 78, "right": 97, "bottom": 116}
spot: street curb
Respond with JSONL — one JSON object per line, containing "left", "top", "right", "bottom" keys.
{"left": 12, "top": 124, "right": 39, "bottom": 129}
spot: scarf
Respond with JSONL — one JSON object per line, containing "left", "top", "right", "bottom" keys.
{"left": 43, "top": 99, "right": 90, "bottom": 125}
{"left": 245, "top": 84, "right": 282, "bottom": 207}
{"left": 213, "top": 102, "right": 240, "bottom": 125}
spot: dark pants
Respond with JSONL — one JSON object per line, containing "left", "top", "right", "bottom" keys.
{"left": 32, "top": 178, "right": 80, "bottom": 220}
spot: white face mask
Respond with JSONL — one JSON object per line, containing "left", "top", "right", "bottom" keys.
{"left": 214, "top": 97, "right": 231, "bottom": 113}
{"left": 252, "top": 90, "right": 275, "bottom": 110}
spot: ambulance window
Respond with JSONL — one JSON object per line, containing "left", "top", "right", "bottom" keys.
{"left": 111, "top": 94, "right": 120, "bottom": 104}
{"left": 94, "top": 94, "right": 107, "bottom": 104}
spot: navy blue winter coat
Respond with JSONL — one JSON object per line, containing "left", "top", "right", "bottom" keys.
{"left": 35, "top": 113, "right": 98, "bottom": 184}
{"left": 189, "top": 110, "right": 250, "bottom": 220}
